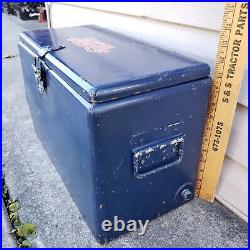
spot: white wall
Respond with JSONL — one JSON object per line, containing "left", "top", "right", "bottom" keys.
{"left": 47, "top": 2, "right": 248, "bottom": 221}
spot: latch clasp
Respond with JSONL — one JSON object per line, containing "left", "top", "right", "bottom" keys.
{"left": 32, "top": 45, "right": 65, "bottom": 94}
{"left": 32, "top": 57, "right": 46, "bottom": 94}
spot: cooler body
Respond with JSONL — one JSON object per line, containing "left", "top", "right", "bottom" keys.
{"left": 18, "top": 25, "right": 211, "bottom": 243}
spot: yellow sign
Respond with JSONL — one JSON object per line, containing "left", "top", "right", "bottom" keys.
{"left": 196, "top": 3, "right": 248, "bottom": 201}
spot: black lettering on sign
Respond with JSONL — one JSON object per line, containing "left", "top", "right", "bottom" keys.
{"left": 236, "top": 4, "right": 247, "bottom": 35}
{"left": 223, "top": 3, "right": 247, "bottom": 103}
{"left": 212, "top": 122, "right": 224, "bottom": 152}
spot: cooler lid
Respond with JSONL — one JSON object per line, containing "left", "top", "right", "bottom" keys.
{"left": 20, "top": 25, "right": 210, "bottom": 103}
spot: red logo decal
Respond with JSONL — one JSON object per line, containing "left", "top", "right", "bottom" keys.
{"left": 67, "top": 37, "right": 115, "bottom": 54}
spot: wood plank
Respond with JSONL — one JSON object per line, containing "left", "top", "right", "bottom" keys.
{"left": 226, "top": 104, "right": 248, "bottom": 167}
{"left": 49, "top": 3, "right": 220, "bottom": 62}
{"left": 238, "top": 69, "right": 248, "bottom": 107}
{"left": 216, "top": 157, "right": 248, "bottom": 221}
{"left": 57, "top": 2, "right": 225, "bottom": 31}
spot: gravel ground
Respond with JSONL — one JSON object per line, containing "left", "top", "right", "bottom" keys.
{"left": 2, "top": 13, "right": 248, "bottom": 248}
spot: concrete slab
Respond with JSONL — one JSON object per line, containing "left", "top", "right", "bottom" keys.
{"left": 2, "top": 13, "right": 248, "bottom": 248}
{"left": 2, "top": 202, "right": 17, "bottom": 248}
{"left": 2, "top": 14, "right": 47, "bottom": 55}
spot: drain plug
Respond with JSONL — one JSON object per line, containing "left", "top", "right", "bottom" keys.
{"left": 181, "top": 189, "right": 193, "bottom": 201}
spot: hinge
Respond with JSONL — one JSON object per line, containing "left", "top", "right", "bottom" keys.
{"left": 32, "top": 45, "right": 65, "bottom": 94}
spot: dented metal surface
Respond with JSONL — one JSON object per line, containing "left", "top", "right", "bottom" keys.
{"left": 18, "top": 25, "right": 211, "bottom": 243}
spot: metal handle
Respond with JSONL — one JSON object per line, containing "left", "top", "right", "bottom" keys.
{"left": 133, "top": 135, "right": 184, "bottom": 178}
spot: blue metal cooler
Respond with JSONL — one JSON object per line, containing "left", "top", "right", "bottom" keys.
{"left": 18, "top": 25, "right": 211, "bottom": 243}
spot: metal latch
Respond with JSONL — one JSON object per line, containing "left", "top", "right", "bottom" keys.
{"left": 32, "top": 45, "right": 65, "bottom": 94}
{"left": 32, "top": 57, "right": 47, "bottom": 94}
